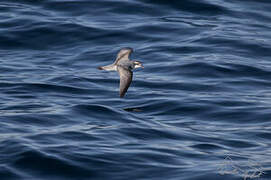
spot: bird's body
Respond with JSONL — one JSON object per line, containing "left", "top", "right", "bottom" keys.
{"left": 98, "top": 48, "right": 143, "bottom": 98}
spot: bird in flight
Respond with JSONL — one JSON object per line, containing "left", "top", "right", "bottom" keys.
{"left": 98, "top": 47, "right": 144, "bottom": 98}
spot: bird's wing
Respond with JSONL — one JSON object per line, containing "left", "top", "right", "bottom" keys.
{"left": 114, "top": 48, "right": 133, "bottom": 65}
{"left": 117, "top": 66, "right": 133, "bottom": 98}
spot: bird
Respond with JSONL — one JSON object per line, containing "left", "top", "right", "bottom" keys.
{"left": 98, "top": 47, "right": 144, "bottom": 98}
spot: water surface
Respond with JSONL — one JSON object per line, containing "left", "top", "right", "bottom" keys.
{"left": 0, "top": 0, "right": 271, "bottom": 179}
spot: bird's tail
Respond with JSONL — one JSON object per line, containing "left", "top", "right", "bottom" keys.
{"left": 97, "top": 64, "right": 117, "bottom": 71}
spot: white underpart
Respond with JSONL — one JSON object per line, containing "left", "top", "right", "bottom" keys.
{"left": 134, "top": 64, "right": 142, "bottom": 69}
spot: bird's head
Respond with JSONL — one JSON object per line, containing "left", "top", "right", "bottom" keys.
{"left": 133, "top": 61, "right": 144, "bottom": 69}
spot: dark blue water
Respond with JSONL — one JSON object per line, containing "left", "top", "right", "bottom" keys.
{"left": 1, "top": 0, "right": 271, "bottom": 179}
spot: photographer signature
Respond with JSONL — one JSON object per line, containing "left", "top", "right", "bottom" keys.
{"left": 218, "top": 155, "right": 265, "bottom": 180}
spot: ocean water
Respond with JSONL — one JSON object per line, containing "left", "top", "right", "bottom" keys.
{"left": 0, "top": 0, "right": 271, "bottom": 179}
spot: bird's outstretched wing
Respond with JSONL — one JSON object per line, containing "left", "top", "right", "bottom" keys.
{"left": 114, "top": 48, "right": 133, "bottom": 65}
{"left": 117, "top": 66, "right": 133, "bottom": 98}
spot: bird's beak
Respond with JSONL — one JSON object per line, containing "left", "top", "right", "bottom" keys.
{"left": 141, "top": 64, "right": 144, "bottom": 68}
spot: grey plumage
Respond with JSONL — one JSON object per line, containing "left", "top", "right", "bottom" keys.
{"left": 117, "top": 66, "right": 133, "bottom": 98}
{"left": 98, "top": 47, "right": 144, "bottom": 98}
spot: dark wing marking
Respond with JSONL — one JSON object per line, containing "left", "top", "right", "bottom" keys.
{"left": 117, "top": 66, "right": 133, "bottom": 98}
{"left": 114, "top": 48, "right": 133, "bottom": 65}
